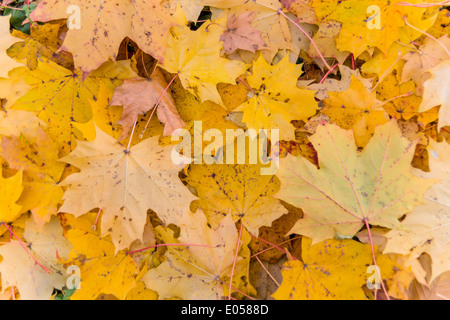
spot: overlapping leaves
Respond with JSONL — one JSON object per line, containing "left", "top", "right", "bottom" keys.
{"left": 0, "top": 0, "right": 448, "bottom": 301}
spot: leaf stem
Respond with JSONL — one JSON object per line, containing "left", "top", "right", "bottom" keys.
{"left": 91, "top": 208, "right": 102, "bottom": 231}
{"left": 441, "top": 127, "right": 450, "bottom": 134}
{"left": 278, "top": 9, "right": 332, "bottom": 70}
{"left": 228, "top": 221, "right": 243, "bottom": 300}
{"left": 378, "top": 91, "right": 414, "bottom": 107}
{"left": 254, "top": 255, "right": 280, "bottom": 286}
{"left": 126, "top": 117, "right": 138, "bottom": 151}
{"left": 251, "top": 236, "right": 301, "bottom": 258}
{"left": 249, "top": 1, "right": 332, "bottom": 70}
{"left": 249, "top": 232, "right": 299, "bottom": 260}
{"left": 363, "top": 219, "right": 390, "bottom": 300}
{"left": 0, "top": 4, "right": 24, "bottom": 11}
{"left": 238, "top": 76, "right": 256, "bottom": 95}
{"left": 319, "top": 63, "right": 339, "bottom": 84}
{"left": 350, "top": 53, "right": 355, "bottom": 70}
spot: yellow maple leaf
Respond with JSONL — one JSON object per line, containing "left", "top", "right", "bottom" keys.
{"left": 0, "top": 109, "right": 45, "bottom": 138}
{"left": 377, "top": 73, "right": 438, "bottom": 126}
{"left": 401, "top": 35, "right": 450, "bottom": 91}
{"left": 311, "top": 0, "right": 433, "bottom": 57}
{"left": 427, "top": 8, "right": 450, "bottom": 38}
{"left": 30, "top": 0, "right": 175, "bottom": 75}
{"left": 59, "top": 126, "right": 196, "bottom": 251}
{"left": 361, "top": 13, "right": 438, "bottom": 84}
{"left": 272, "top": 237, "right": 402, "bottom": 299}
{"left": 142, "top": 209, "right": 254, "bottom": 300}
{"left": 236, "top": 55, "right": 317, "bottom": 141}
{"left": 163, "top": 0, "right": 204, "bottom": 23}
{"left": 125, "top": 281, "right": 158, "bottom": 300}
{"left": 322, "top": 75, "right": 389, "bottom": 148}
{"left": 0, "top": 170, "right": 23, "bottom": 223}
{"left": 7, "top": 21, "right": 73, "bottom": 70}
{"left": 186, "top": 163, "right": 287, "bottom": 235}
{"left": 167, "top": 75, "right": 242, "bottom": 158}
{"left": 307, "top": 21, "right": 349, "bottom": 66}
{"left": 84, "top": 82, "right": 124, "bottom": 141}
{"left": 10, "top": 58, "right": 137, "bottom": 155}
{"left": 61, "top": 213, "right": 139, "bottom": 300}
{"left": 162, "top": 15, "right": 248, "bottom": 105}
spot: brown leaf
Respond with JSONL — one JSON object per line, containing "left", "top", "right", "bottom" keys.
{"left": 249, "top": 257, "right": 285, "bottom": 299}
{"left": 220, "top": 12, "right": 268, "bottom": 54}
{"left": 110, "top": 68, "right": 185, "bottom": 139}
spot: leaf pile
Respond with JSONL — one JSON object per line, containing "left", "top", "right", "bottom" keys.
{"left": 0, "top": 0, "right": 449, "bottom": 300}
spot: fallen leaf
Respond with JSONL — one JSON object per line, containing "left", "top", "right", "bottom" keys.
{"left": 0, "top": 109, "right": 45, "bottom": 138}
{"left": 280, "top": 0, "right": 317, "bottom": 23}
{"left": 307, "top": 21, "right": 349, "bottom": 67}
{"left": 225, "top": 0, "right": 296, "bottom": 59}
{"left": 30, "top": 0, "right": 175, "bottom": 75}
{"left": 186, "top": 163, "right": 287, "bottom": 235}
{"left": 142, "top": 209, "right": 253, "bottom": 300}
{"left": 220, "top": 12, "right": 268, "bottom": 54}
{"left": 384, "top": 141, "right": 450, "bottom": 282}
{"left": 321, "top": 75, "right": 389, "bottom": 148}
{"left": 110, "top": 69, "right": 185, "bottom": 139}
{"left": 59, "top": 126, "right": 195, "bottom": 251}
{"left": 272, "top": 237, "right": 400, "bottom": 299}
{"left": 377, "top": 73, "right": 438, "bottom": 126}
{"left": 401, "top": 35, "right": 450, "bottom": 90}
{"left": 427, "top": 8, "right": 450, "bottom": 38}
{"left": 276, "top": 120, "right": 433, "bottom": 243}
{"left": 162, "top": 15, "right": 247, "bottom": 105}
{"left": 311, "top": 0, "right": 432, "bottom": 57}
{"left": 0, "top": 215, "right": 72, "bottom": 300}
{"left": 236, "top": 55, "right": 317, "bottom": 140}
{"left": 7, "top": 21, "right": 73, "bottom": 70}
